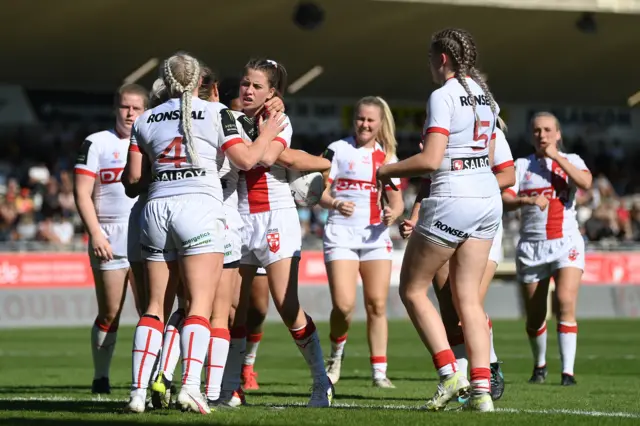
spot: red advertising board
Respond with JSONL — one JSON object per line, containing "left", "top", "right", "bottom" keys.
{"left": 0, "top": 251, "right": 639, "bottom": 288}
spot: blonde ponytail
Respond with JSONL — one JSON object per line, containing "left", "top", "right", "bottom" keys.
{"left": 162, "top": 53, "right": 201, "bottom": 166}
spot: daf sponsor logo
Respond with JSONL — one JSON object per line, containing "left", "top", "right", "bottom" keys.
{"left": 153, "top": 168, "right": 206, "bottom": 182}
{"left": 100, "top": 168, "right": 124, "bottom": 184}
{"left": 450, "top": 155, "right": 489, "bottom": 171}
{"left": 434, "top": 220, "right": 469, "bottom": 239}
{"left": 147, "top": 110, "right": 205, "bottom": 123}
{"left": 335, "top": 179, "right": 377, "bottom": 192}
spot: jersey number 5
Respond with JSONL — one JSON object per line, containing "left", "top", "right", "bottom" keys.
{"left": 473, "top": 120, "right": 491, "bottom": 149}
{"left": 158, "top": 137, "right": 187, "bottom": 168}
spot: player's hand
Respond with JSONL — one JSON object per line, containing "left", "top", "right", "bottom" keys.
{"left": 265, "top": 97, "right": 285, "bottom": 115}
{"left": 399, "top": 218, "right": 416, "bottom": 239}
{"left": 91, "top": 233, "right": 113, "bottom": 262}
{"left": 533, "top": 194, "right": 549, "bottom": 211}
{"left": 375, "top": 167, "right": 398, "bottom": 210}
{"left": 333, "top": 200, "right": 355, "bottom": 217}
{"left": 258, "top": 112, "right": 287, "bottom": 139}
{"left": 543, "top": 143, "right": 559, "bottom": 160}
{"left": 382, "top": 206, "right": 399, "bottom": 226}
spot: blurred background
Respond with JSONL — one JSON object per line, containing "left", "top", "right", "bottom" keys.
{"left": 1, "top": 0, "right": 640, "bottom": 326}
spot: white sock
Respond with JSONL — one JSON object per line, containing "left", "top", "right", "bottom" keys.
{"left": 222, "top": 326, "right": 246, "bottom": 392}
{"left": 433, "top": 350, "right": 459, "bottom": 378}
{"left": 131, "top": 316, "right": 163, "bottom": 390}
{"left": 291, "top": 316, "right": 327, "bottom": 382}
{"left": 558, "top": 322, "right": 578, "bottom": 375}
{"left": 156, "top": 309, "right": 184, "bottom": 382}
{"left": 91, "top": 319, "right": 118, "bottom": 380}
{"left": 244, "top": 333, "right": 263, "bottom": 367}
{"left": 488, "top": 315, "right": 499, "bottom": 363}
{"left": 180, "top": 316, "right": 211, "bottom": 392}
{"left": 527, "top": 322, "right": 548, "bottom": 368}
{"left": 451, "top": 343, "right": 468, "bottom": 378}
{"left": 370, "top": 356, "right": 388, "bottom": 380}
{"left": 329, "top": 334, "right": 347, "bottom": 359}
{"left": 205, "top": 328, "right": 231, "bottom": 401}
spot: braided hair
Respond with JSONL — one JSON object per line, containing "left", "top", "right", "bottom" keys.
{"left": 430, "top": 29, "right": 497, "bottom": 121}
{"left": 162, "top": 52, "right": 201, "bottom": 166}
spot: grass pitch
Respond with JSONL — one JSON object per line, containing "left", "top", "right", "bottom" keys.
{"left": 1, "top": 319, "right": 639, "bottom": 425}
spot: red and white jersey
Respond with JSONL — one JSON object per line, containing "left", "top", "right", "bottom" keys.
{"left": 422, "top": 77, "right": 500, "bottom": 198}
{"left": 492, "top": 128, "right": 514, "bottom": 173}
{"left": 505, "top": 153, "right": 589, "bottom": 241}
{"left": 130, "top": 97, "right": 241, "bottom": 202}
{"left": 325, "top": 136, "right": 401, "bottom": 226}
{"left": 235, "top": 114, "right": 295, "bottom": 214}
{"left": 74, "top": 129, "right": 136, "bottom": 222}
{"left": 217, "top": 110, "right": 252, "bottom": 210}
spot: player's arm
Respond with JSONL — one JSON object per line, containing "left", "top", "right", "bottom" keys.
{"left": 318, "top": 146, "right": 341, "bottom": 209}
{"left": 257, "top": 118, "right": 293, "bottom": 167}
{"left": 378, "top": 92, "right": 451, "bottom": 178}
{"left": 73, "top": 140, "right": 102, "bottom": 239}
{"left": 276, "top": 148, "right": 330, "bottom": 172}
{"left": 550, "top": 154, "right": 593, "bottom": 190}
{"left": 220, "top": 110, "right": 287, "bottom": 171}
{"left": 383, "top": 186, "right": 404, "bottom": 226}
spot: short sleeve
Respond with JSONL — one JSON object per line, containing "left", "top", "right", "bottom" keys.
{"left": 74, "top": 138, "right": 100, "bottom": 178}
{"left": 425, "top": 89, "right": 454, "bottom": 136}
{"left": 129, "top": 120, "right": 142, "bottom": 154}
{"left": 492, "top": 128, "right": 514, "bottom": 173}
{"left": 504, "top": 158, "right": 526, "bottom": 197}
{"left": 218, "top": 108, "right": 245, "bottom": 152}
{"left": 274, "top": 116, "right": 292, "bottom": 148}
{"left": 567, "top": 154, "right": 589, "bottom": 172}
{"left": 322, "top": 144, "right": 339, "bottom": 183}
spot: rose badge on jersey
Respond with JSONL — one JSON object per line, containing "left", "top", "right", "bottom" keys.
{"left": 266, "top": 230, "right": 280, "bottom": 253}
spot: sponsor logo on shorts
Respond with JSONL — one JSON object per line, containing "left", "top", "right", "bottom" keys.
{"left": 182, "top": 232, "right": 211, "bottom": 248}
{"left": 433, "top": 220, "right": 470, "bottom": 239}
{"left": 224, "top": 242, "right": 233, "bottom": 257}
{"left": 153, "top": 168, "right": 206, "bottom": 182}
{"left": 266, "top": 229, "right": 280, "bottom": 254}
{"left": 450, "top": 155, "right": 489, "bottom": 171}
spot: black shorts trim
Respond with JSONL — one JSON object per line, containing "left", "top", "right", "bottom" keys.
{"left": 223, "top": 260, "right": 240, "bottom": 269}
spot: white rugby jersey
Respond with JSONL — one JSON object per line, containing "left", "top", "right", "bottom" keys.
{"left": 130, "top": 97, "right": 241, "bottom": 201}
{"left": 235, "top": 113, "right": 295, "bottom": 214}
{"left": 492, "top": 128, "right": 514, "bottom": 173}
{"left": 325, "top": 136, "right": 401, "bottom": 226}
{"left": 505, "top": 153, "right": 589, "bottom": 241}
{"left": 74, "top": 129, "right": 137, "bottom": 222}
{"left": 217, "top": 110, "right": 251, "bottom": 210}
{"left": 422, "top": 77, "right": 500, "bottom": 198}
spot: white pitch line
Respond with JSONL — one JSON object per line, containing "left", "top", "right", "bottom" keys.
{"left": 2, "top": 397, "right": 638, "bottom": 418}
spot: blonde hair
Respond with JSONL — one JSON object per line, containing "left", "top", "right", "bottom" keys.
{"left": 355, "top": 96, "right": 397, "bottom": 163}
{"left": 530, "top": 111, "right": 564, "bottom": 151}
{"left": 162, "top": 52, "right": 201, "bottom": 166}
{"left": 497, "top": 116, "right": 508, "bottom": 133}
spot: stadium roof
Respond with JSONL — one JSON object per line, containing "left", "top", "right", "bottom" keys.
{"left": 1, "top": 0, "right": 638, "bottom": 105}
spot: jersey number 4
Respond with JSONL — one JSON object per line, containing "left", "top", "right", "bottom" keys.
{"left": 158, "top": 137, "right": 187, "bottom": 168}
{"left": 473, "top": 120, "right": 491, "bottom": 149}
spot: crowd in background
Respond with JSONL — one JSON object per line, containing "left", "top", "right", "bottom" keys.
{"left": 2, "top": 119, "right": 640, "bottom": 251}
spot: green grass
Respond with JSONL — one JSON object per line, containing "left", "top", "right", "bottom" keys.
{"left": 1, "top": 320, "right": 639, "bottom": 425}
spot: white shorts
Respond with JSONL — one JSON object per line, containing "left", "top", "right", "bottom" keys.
{"left": 224, "top": 211, "right": 242, "bottom": 266}
{"left": 323, "top": 223, "right": 393, "bottom": 262}
{"left": 516, "top": 230, "right": 586, "bottom": 284}
{"left": 416, "top": 194, "right": 502, "bottom": 247}
{"left": 240, "top": 208, "right": 302, "bottom": 267}
{"left": 89, "top": 222, "right": 130, "bottom": 271}
{"left": 127, "top": 199, "right": 145, "bottom": 264}
{"left": 141, "top": 194, "right": 226, "bottom": 262}
{"left": 488, "top": 221, "right": 504, "bottom": 264}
